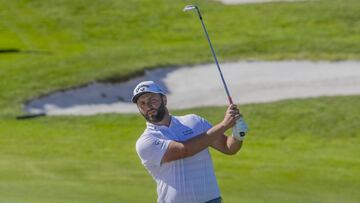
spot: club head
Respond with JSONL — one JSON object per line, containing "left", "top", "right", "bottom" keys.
{"left": 183, "top": 5, "right": 197, "bottom": 12}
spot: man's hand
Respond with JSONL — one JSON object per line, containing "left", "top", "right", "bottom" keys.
{"left": 221, "top": 104, "right": 241, "bottom": 130}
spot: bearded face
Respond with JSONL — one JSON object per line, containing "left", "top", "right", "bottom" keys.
{"left": 136, "top": 93, "right": 168, "bottom": 123}
{"left": 141, "top": 98, "right": 166, "bottom": 123}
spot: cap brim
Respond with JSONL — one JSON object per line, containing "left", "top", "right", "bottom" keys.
{"left": 132, "top": 91, "right": 165, "bottom": 103}
{"left": 131, "top": 92, "right": 149, "bottom": 103}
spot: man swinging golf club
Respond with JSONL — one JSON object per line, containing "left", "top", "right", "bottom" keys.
{"left": 134, "top": 5, "right": 248, "bottom": 203}
{"left": 133, "top": 81, "right": 247, "bottom": 203}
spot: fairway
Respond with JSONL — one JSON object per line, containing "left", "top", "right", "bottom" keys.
{"left": 0, "top": 0, "right": 360, "bottom": 202}
{"left": 1, "top": 97, "right": 359, "bottom": 203}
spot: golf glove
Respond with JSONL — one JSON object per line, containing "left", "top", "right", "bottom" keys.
{"left": 232, "top": 117, "right": 248, "bottom": 141}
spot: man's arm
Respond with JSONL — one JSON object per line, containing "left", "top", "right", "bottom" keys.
{"left": 161, "top": 104, "right": 240, "bottom": 164}
{"left": 211, "top": 105, "right": 244, "bottom": 155}
{"left": 210, "top": 134, "right": 242, "bottom": 155}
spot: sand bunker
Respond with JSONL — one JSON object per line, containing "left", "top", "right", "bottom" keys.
{"left": 25, "top": 61, "right": 360, "bottom": 116}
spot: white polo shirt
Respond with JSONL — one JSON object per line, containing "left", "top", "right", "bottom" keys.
{"left": 135, "top": 114, "right": 220, "bottom": 203}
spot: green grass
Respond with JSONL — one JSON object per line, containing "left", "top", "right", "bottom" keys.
{"left": 0, "top": 96, "right": 359, "bottom": 203}
{"left": 0, "top": 0, "right": 360, "bottom": 202}
{"left": 1, "top": 0, "right": 360, "bottom": 116}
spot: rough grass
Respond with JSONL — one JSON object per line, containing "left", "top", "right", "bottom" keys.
{"left": 0, "top": 96, "right": 359, "bottom": 203}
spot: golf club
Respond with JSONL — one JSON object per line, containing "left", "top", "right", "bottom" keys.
{"left": 183, "top": 5, "right": 248, "bottom": 137}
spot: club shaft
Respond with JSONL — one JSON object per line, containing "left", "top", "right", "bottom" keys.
{"left": 196, "top": 8, "right": 233, "bottom": 104}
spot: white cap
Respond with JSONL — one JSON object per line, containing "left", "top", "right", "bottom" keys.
{"left": 132, "top": 81, "right": 165, "bottom": 103}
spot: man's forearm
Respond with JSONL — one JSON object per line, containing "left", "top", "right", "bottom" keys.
{"left": 162, "top": 105, "right": 238, "bottom": 164}
{"left": 210, "top": 134, "right": 243, "bottom": 155}
{"left": 226, "top": 136, "right": 242, "bottom": 154}
{"left": 162, "top": 122, "right": 229, "bottom": 164}
{"left": 182, "top": 122, "right": 228, "bottom": 157}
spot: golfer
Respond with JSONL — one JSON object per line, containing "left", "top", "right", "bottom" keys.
{"left": 133, "top": 81, "right": 244, "bottom": 203}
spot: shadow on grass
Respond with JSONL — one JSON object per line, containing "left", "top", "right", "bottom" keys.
{"left": 0, "top": 48, "right": 52, "bottom": 55}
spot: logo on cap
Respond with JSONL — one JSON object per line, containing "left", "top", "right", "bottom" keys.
{"left": 135, "top": 85, "right": 149, "bottom": 93}
{"left": 132, "top": 81, "right": 165, "bottom": 103}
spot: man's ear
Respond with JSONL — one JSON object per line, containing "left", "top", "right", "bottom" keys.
{"left": 162, "top": 95, "right": 167, "bottom": 105}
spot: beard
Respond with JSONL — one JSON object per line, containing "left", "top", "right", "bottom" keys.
{"left": 141, "top": 98, "right": 167, "bottom": 123}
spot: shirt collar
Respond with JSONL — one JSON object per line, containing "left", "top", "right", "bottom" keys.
{"left": 146, "top": 115, "right": 175, "bottom": 130}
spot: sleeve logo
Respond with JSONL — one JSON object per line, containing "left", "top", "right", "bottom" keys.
{"left": 153, "top": 139, "right": 161, "bottom": 146}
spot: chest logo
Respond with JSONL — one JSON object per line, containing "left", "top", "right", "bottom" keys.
{"left": 182, "top": 129, "right": 193, "bottom": 136}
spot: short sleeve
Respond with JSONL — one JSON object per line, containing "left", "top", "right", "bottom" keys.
{"left": 136, "top": 134, "right": 170, "bottom": 167}
{"left": 196, "top": 115, "right": 213, "bottom": 133}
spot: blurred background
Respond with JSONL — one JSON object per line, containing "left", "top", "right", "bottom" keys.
{"left": 0, "top": 0, "right": 359, "bottom": 202}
